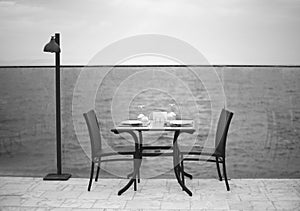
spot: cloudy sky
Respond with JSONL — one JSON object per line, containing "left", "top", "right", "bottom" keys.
{"left": 0, "top": 0, "right": 299, "bottom": 65}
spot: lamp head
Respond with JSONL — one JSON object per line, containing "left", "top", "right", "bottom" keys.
{"left": 43, "top": 36, "right": 61, "bottom": 53}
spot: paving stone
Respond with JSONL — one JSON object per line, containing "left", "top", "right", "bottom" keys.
{"left": 21, "top": 190, "right": 45, "bottom": 199}
{"left": 48, "top": 208, "right": 73, "bottom": 211}
{"left": 60, "top": 199, "right": 96, "bottom": 208}
{"left": 168, "top": 185, "right": 187, "bottom": 194}
{"left": 228, "top": 200, "right": 253, "bottom": 210}
{"left": 141, "top": 186, "right": 170, "bottom": 194}
{"left": 41, "top": 191, "right": 82, "bottom": 199}
{"left": 60, "top": 178, "right": 89, "bottom": 185}
{"left": 238, "top": 192, "right": 269, "bottom": 201}
{"left": 1, "top": 183, "right": 34, "bottom": 192}
{"left": 162, "top": 192, "right": 193, "bottom": 201}
{"left": 104, "top": 209, "right": 138, "bottom": 211}
{"left": 146, "top": 179, "right": 167, "bottom": 186}
{"left": 0, "top": 177, "right": 36, "bottom": 183}
{"left": 93, "top": 179, "right": 122, "bottom": 188}
{"left": 272, "top": 200, "right": 300, "bottom": 210}
{"left": 250, "top": 200, "right": 276, "bottom": 210}
{"left": 267, "top": 192, "right": 300, "bottom": 201}
{"left": 200, "top": 192, "right": 241, "bottom": 203}
{"left": 191, "top": 200, "right": 229, "bottom": 210}
{"left": 125, "top": 199, "right": 161, "bottom": 209}
{"left": 0, "top": 188, "right": 28, "bottom": 196}
{"left": 0, "top": 177, "right": 300, "bottom": 210}
{"left": 161, "top": 201, "right": 190, "bottom": 209}
{"left": 71, "top": 209, "right": 104, "bottom": 211}
{"left": 21, "top": 197, "right": 65, "bottom": 207}
{"left": 30, "top": 183, "right": 66, "bottom": 192}
{"left": 0, "top": 206, "right": 48, "bottom": 211}
{"left": 62, "top": 184, "right": 87, "bottom": 192}
{"left": 133, "top": 191, "right": 164, "bottom": 201}
{"left": 294, "top": 185, "right": 300, "bottom": 194}
{"left": 0, "top": 196, "right": 22, "bottom": 206}
{"left": 108, "top": 190, "right": 135, "bottom": 201}
{"left": 78, "top": 190, "right": 112, "bottom": 200}
{"left": 92, "top": 199, "right": 127, "bottom": 209}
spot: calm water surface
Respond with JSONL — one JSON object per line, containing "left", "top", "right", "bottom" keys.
{"left": 0, "top": 66, "right": 299, "bottom": 178}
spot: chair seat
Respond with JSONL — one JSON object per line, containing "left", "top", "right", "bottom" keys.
{"left": 179, "top": 145, "right": 223, "bottom": 157}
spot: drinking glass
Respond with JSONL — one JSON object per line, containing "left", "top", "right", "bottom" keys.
{"left": 137, "top": 104, "right": 145, "bottom": 120}
{"left": 138, "top": 104, "right": 150, "bottom": 126}
{"left": 167, "top": 103, "right": 177, "bottom": 121}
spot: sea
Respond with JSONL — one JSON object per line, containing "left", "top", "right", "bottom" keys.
{"left": 0, "top": 66, "right": 299, "bottom": 179}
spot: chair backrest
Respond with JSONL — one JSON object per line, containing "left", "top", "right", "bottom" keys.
{"left": 83, "top": 110, "right": 102, "bottom": 159}
{"left": 214, "top": 109, "right": 234, "bottom": 157}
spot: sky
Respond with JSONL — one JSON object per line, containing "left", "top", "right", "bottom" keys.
{"left": 0, "top": 0, "right": 299, "bottom": 65}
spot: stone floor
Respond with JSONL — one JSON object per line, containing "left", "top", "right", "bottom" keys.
{"left": 0, "top": 177, "right": 300, "bottom": 210}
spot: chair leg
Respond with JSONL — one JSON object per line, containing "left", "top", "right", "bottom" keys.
{"left": 133, "top": 154, "right": 137, "bottom": 191}
{"left": 216, "top": 157, "right": 222, "bottom": 181}
{"left": 88, "top": 162, "right": 95, "bottom": 191}
{"left": 138, "top": 168, "right": 140, "bottom": 183}
{"left": 181, "top": 154, "right": 185, "bottom": 187}
{"left": 134, "top": 178, "right": 137, "bottom": 191}
{"left": 95, "top": 162, "right": 100, "bottom": 182}
{"left": 222, "top": 158, "right": 230, "bottom": 191}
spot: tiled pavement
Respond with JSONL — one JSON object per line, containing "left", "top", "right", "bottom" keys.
{"left": 0, "top": 177, "right": 300, "bottom": 210}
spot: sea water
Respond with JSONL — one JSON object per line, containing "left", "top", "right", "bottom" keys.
{"left": 0, "top": 66, "right": 299, "bottom": 178}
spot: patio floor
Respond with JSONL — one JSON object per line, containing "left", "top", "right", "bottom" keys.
{"left": 0, "top": 177, "right": 299, "bottom": 210}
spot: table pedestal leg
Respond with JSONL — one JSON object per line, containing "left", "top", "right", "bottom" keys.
{"left": 116, "top": 131, "right": 142, "bottom": 195}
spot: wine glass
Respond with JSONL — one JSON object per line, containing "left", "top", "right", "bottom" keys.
{"left": 137, "top": 104, "right": 145, "bottom": 120}
{"left": 137, "top": 104, "right": 150, "bottom": 126}
{"left": 167, "top": 103, "right": 176, "bottom": 121}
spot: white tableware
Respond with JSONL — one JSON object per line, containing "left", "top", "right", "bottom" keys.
{"left": 120, "top": 120, "right": 142, "bottom": 126}
{"left": 169, "top": 120, "right": 193, "bottom": 126}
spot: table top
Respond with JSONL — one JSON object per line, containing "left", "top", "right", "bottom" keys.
{"left": 111, "top": 120, "right": 195, "bottom": 133}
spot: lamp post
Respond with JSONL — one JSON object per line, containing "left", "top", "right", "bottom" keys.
{"left": 43, "top": 33, "right": 71, "bottom": 180}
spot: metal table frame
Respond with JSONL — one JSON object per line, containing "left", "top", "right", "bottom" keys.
{"left": 111, "top": 121, "right": 195, "bottom": 196}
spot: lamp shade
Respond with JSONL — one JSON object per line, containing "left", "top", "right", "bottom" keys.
{"left": 43, "top": 36, "right": 61, "bottom": 53}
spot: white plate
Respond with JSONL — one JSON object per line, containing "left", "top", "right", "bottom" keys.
{"left": 169, "top": 120, "right": 193, "bottom": 126}
{"left": 120, "top": 120, "right": 142, "bottom": 126}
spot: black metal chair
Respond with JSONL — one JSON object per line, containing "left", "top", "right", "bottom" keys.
{"left": 180, "top": 109, "right": 234, "bottom": 191}
{"left": 83, "top": 110, "right": 135, "bottom": 191}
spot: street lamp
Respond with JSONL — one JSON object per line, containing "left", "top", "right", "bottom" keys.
{"left": 43, "top": 33, "right": 71, "bottom": 180}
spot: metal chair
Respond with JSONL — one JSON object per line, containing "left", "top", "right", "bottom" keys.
{"left": 180, "top": 109, "right": 234, "bottom": 191}
{"left": 83, "top": 110, "right": 135, "bottom": 191}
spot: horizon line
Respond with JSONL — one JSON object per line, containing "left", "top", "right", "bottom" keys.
{"left": 1, "top": 64, "right": 300, "bottom": 68}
